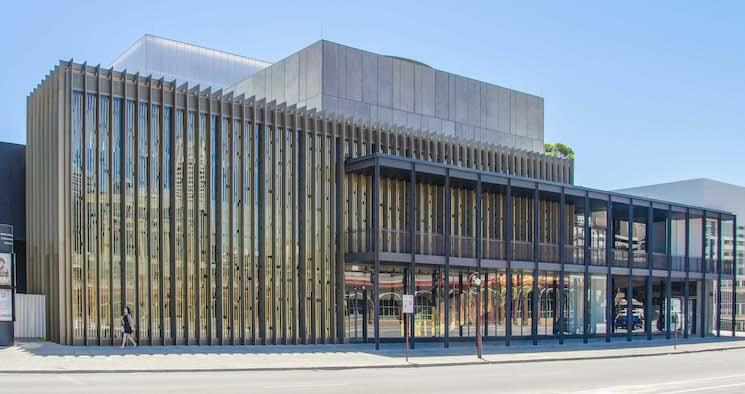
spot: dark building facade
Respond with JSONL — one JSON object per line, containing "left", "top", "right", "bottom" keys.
{"left": 25, "top": 38, "right": 737, "bottom": 346}
{"left": 0, "top": 142, "right": 26, "bottom": 293}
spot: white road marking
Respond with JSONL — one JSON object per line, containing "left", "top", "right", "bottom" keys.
{"left": 262, "top": 382, "right": 349, "bottom": 390}
{"left": 575, "top": 372, "right": 745, "bottom": 394}
{"left": 667, "top": 382, "right": 745, "bottom": 393}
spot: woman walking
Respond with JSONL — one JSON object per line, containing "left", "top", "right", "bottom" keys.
{"left": 120, "top": 306, "right": 137, "bottom": 348}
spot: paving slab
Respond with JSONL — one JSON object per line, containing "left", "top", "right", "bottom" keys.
{"left": 1, "top": 337, "right": 744, "bottom": 373}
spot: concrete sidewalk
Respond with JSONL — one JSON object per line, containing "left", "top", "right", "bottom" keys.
{"left": 1, "top": 337, "right": 744, "bottom": 373}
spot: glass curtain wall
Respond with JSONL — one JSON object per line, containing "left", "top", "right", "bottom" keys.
{"left": 511, "top": 270, "right": 533, "bottom": 337}
{"left": 651, "top": 277, "right": 666, "bottom": 335}
{"left": 379, "top": 265, "right": 406, "bottom": 339}
{"left": 563, "top": 273, "right": 584, "bottom": 336}
{"left": 588, "top": 275, "right": 607, "bottom": 335}
{"left": 343, "top": 265, "right": 374, "bottom": 342}
{"left": 449, "top": 268, "right": 478, "bottom": 338}
{"left": 538, "top": 192, "right": 561, "bottom": 264}
{"left": 589, "top": 199, "right": 608, "bottom": 266}
{"left": 484, "top": 269, "right": 507, "bottom": 337}
{"left": 536, "top": 271, "right": 560, "bottom": 336}
{"left": 413, "top": 266, "right": 444, "bottom": 339}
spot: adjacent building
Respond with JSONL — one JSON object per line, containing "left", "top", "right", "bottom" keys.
{"left": 617, "top": 178, "right": 745, "bottom": 333}
{"left": 25, "top": 35, "right": 737, "bottom": 346}
{"left": 0, "top": 142, "right": 26, "bottom": 293}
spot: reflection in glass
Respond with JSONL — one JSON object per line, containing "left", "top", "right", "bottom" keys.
{"left": 588, "top": 275, "right": 607, "bottom": 335}
{"left": 563, "top": 273, "right": 584, "bottom": 335}
{"left": 511, "top": 271, "right": 532, "bottom": 337}
{"left": 537, "top": 271, "right": 559, "bottom": 336}
{"left": 449, "top": 269, "right": 477, "bottom": 337}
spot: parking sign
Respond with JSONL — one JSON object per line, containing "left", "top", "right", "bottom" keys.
{"left": 402, "top": 295, "right": 414, "bottom": 314}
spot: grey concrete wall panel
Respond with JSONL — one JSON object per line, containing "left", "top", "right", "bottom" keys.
{"left": 400, "top": 60, "right": 415, "bottom": 113}
{"left": 228, "top": 39, "right": 546, "bottom": 152}
{"left": 306, "top": 41, "right": 323, "bottom": 101}
{"left": 285, "top": 53, "right": 299, "bottom": 105}
{"left": 271, "top": 59, "right": 285, "bottom": 103}
{"left": 347, "top": 47, "right": 363, "bottom": 102}
{"left": 435, "top": 70, "right": 449, "bottom": 119}
{"left": 362, "top": 52, "right": 378, "bottom": 105}
{"left": 378, "top": 56, "right": 393, "bottom": 108}
{"left": 322, "top": 41, "right": 339, "bottom": 98}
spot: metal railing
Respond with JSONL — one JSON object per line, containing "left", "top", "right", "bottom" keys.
{"left": 671, "top": 256, "right": 685, "bottom": 272}
{"left": 723, "top": 260, "right": 734, "bottom": 275}
{"left": 690, "top": 257, "right": 703, "bottom": 273}
{"left": 632, "top": 251, "right": 649, "bottom": 269}
{"left": 651, "top": 252, "right": 666, "bottom": 270}
{"left": 564, "top": 245, "right": 584, "bottom": 265}
{"left": 512, "top": 241, "right": 534, "bottom": 261}
{"left": 482, "top": 238, "right": 505, "bottom": 260}
{"left": 416, "top": 232, "right": 445, "bottom": 256}
{"left": 612, "top": 249, "right": 628, "bottom": 268}
{"left": 589, "top": 247, "right": 606, "bottom": 266}
{"left": 380, "top": 228, "right": 411, "bottom": 253}
{"left": 706, "top": 258, "right": 718, "bottom": 274}
{"left": 539, "top": 243, "right": 561, "bottom": 263}
{"left": 451, "top": 235, "right": 476, "bottom": 258}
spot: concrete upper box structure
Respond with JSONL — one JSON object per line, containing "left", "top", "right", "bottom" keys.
{"left": 228, "top": 40, "right": 545, "bottom": 152}
{"left": 112, "top": 35, "right": 271, "bottom": 89}
{"left": 616, "top": 178, "right": 745, "bottom": 220}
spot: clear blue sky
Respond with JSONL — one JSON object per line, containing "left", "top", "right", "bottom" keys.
{"left": 2, "top": 1, "right": 743, "bottom": 191}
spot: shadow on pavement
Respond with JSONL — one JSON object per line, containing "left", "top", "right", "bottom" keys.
{"left": 7, "top": 336, "right": 745, "bottom": 359}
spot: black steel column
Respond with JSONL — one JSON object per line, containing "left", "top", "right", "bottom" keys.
{"left": 733, "top": 216, "right": 738, "bottom": 337}
{"left": 627, "top": 203, "right": 633, "bottom": 342}
{"left": 646, "top": 204, "right": 653, "bottom": 340}
{"left": 373, "top": 159, "right": 381, "bottom": 350}
{"left": 444, "top": 170, "right": 451, "bottom": 348}
{"left": 532, "top": 186, "right": 539, "bottom": 345}
{"left": 717, "top": 216, "right": 722, "bottom": 337}
{"left": 476, "top": 176, "right": 483, "bottom": 341}
{"left": 559, "top": 188, "right": 566, "bottom": 344}
{"left": 684, "top": 209, "right": 690, "bottom": 339}
{"left": 409, "top": 164, "right": 416, "bottom": 349}
{"left": 606, "top": 197, "right": 612, "bottom": 343}
{"left": 666, "top": 206, "right": 672, "bottom": 340}
{"left": 583, "top": 192, "right": 590, "bottom": 343}
{"left": 505, "top": 180, "right": 513, "bottom": 346}
{"left": 701, "top": 211, "right": 707, "bottom": 338}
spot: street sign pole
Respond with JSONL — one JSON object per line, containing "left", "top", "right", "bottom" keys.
{"left": 476, "top": 284, "right": 482, "bottom": 359}
{"left": 402, "top": 294, "right": 414, "bottom": 363}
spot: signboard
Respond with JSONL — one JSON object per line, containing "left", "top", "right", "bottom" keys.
{"left": 0, "top": 253, "right": 11, "bottom": 287}
{"left": 0, "top": 225, "right": 12, "bottom": 253}
{"left": 0, "top": 289, "right": 12, "bottom": 321}
{"left": 402, "top": 294, "right": 414, "bottom": 314}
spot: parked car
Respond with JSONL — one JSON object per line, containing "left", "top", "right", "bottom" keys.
{"left": 614, "top": 311, "right": 643, "bottom": 330}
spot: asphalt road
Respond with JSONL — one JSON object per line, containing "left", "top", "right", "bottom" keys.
{"left": 4, "top": 348, "right": 745, "bottom": 393}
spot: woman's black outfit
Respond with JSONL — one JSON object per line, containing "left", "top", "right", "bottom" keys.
{"left": 122, "top": 315, "right": 133, "bottom": 335}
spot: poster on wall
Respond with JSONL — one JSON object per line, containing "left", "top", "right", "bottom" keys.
{"left": 0, "top": 289, "right": 12, "bottom": 321}
{"left": 0, "top": 253, "right": 11, "bottom": 287}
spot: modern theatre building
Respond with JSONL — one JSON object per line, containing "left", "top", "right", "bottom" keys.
{"left": 26, "top": 35, "right": 738, "bottom": 346}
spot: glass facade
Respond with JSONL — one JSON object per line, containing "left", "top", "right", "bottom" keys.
{"left": 33, "top": 69, "right": 735, "bottom": 345}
